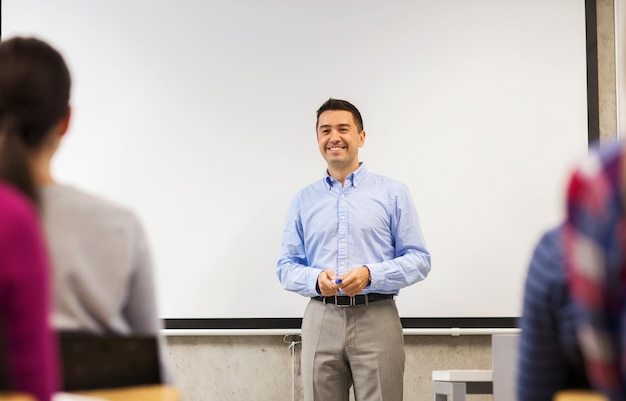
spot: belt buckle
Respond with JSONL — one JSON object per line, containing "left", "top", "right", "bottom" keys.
{"left": 334, "top": 295, "right": 353, "bottom": 308}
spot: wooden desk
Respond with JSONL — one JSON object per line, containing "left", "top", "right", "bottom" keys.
{"left": 70, "top": 385, "right": 179, "bottom": 401}
{"left": 0, "top": 393, "right": 35, "bottom": 401}
{"left": 553, "top": 390, "right": 609, "bottom": 401}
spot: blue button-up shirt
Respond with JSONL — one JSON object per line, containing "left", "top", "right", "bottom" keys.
{"left": 277, "top": 163, "right": 431, "bottom": 297}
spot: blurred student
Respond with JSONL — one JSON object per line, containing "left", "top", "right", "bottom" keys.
{"left": 565, "top": 139, "right": 626, "bottom": 401}
{"left": 517, "top": 224, "right": 589, "bottom": 401}
{"left": 0, "top": 36, "right": 173, "bottom": 385}
{"left": 0, "top": 38, "right": 60, "bottom": 400}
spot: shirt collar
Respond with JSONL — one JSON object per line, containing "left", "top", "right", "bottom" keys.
{"left": 323, "top": 162, "right": 368, "bottom": 190}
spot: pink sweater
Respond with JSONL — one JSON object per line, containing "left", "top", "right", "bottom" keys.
{"left": 0, "top": 183, "right": 58, "bottom": 401}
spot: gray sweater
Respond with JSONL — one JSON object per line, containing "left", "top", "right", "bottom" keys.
{"left": 40, "top": 184, "right": 173, "bottom": 384}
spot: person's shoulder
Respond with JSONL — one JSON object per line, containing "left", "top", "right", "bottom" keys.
{"left": 528, "top": 225, "right": 564, "bottom": 280}
{"left": 0, "top": 183, "right": 38, "bottom": 227}
{"left": 0, "top": 183, "right": 42, "bottom": 254}
{"left": 293, "top": 177, "right": 327, "bottom": 197}
{"left": 42, "top": 184, "right": 139, "bottom": 223}
{"left": 537, "top": 225, "right": 561, "bottom": 248}
{"left": 364, "top": 170, "right": 409, "bottom": 192}
{"left": 371, "top": 172, "right": 404, "bottom": 185}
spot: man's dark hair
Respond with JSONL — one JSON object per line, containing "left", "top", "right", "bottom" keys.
{"left": 316, "top": 98, "right": 363, "bottom": 132}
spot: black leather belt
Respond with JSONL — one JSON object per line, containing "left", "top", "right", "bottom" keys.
{"left": 312, "top": 293, "right": 394, "bottom": 306}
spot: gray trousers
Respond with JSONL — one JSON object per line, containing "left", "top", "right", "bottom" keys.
{"left": 300, "top": 298, "right": 405, "bottom": 401}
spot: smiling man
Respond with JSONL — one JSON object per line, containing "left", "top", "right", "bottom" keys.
{"left": 277, "top": 98, "right": 431, "bottom": 401}
{"left": 317, "top": 108, "right": 365, "bottom": 181}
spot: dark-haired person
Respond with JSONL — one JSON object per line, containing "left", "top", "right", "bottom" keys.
{"left": 0, "top": 36, "right": 173, "bottom": 385}
{"left": 277, "top": 98, "right": 431, "bottom": 401}
{"left": 517, "top": 224, "right": 590, "bottom": 401}
{"left": 0, "top": 49, "right": 59, "bottom": 401}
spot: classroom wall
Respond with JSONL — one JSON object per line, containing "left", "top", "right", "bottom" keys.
{"left": 599, "top": 0, "right": 618, "bottom": 140}
{"left": 161, "top": 1, "right": 618, "bottom": 400}
{"left": 166, "top": 335, "right": 492, "bottom": 401}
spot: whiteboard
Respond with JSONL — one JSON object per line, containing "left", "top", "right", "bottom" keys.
{"left": 2, "top": 0, "right": 589, "bottom": 320}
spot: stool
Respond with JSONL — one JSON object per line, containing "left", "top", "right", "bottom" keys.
{"left": 432, "top": 369, "right": 493, "bottom": 401}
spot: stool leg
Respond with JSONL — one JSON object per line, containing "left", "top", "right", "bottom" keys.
{"left": 450, "top": 382, "right": 467, "bottom": 401}
{"left": 434, "top": 381, "right": 449, "bottom": 401}
{"left": 433, "top": 382, "right": 468, "bottom": 401}
{"left": 434, "top": 381, "right": 450, "bottom": 401}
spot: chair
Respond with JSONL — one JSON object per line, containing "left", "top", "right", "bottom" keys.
{"left": 58, "top": 332, "right": 162, "bottom": 391}
{"left": 553, "top": 390, "right": 609, "bottom": 401}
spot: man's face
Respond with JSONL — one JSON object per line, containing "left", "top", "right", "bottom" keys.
{"left": 316, "top": 110, "right": 365, "bottom": 170}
